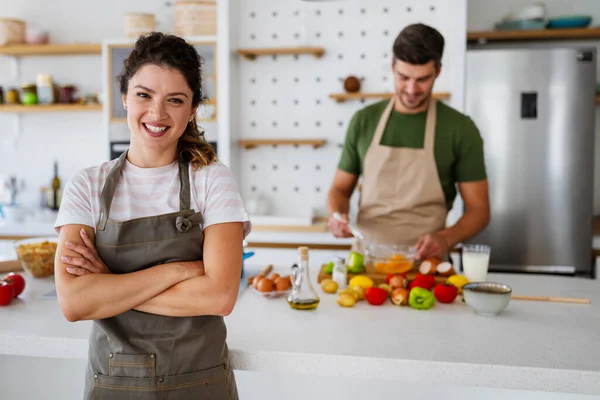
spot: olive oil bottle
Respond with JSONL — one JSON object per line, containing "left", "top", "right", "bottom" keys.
{"left": 287, "top": 246, "right": 320, "bottom": 310}
{"left": 47, "top": 161, "right": 61, "bottom": 210}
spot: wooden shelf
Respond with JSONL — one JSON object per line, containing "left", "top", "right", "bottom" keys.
{"left": 596, "top": 95, "right": 600, "bottom": 105}
{"left": 467, "top": 28, "right": 600, "bottom": 43}
{"left": 237, "top": 46, "right": 325, "bottom": 60}
{"left": 329, "top": 91, "right": 451, "bottom": 103}
{"left": 0, "top": 43, "right": 101, "bottom": 56}
{"left": 0, "top": 104, "right": 102, "bottom": 113}
{"left": 238, "top": 139, "right": 327, "bottom": 149}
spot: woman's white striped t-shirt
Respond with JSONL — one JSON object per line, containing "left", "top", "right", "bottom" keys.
{"left": 54, "top": 158, "right": 251, "bottom": 238}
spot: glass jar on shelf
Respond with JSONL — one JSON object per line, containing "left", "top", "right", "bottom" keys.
{"left": 20, "top": 83, "right": 37, "bottom": 105}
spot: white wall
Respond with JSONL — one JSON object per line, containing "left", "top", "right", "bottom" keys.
{"left": 0, "top": 0, "right": 176, "bottom": 211}
{"left": 468, "top": 0, "right": 600, "bottom": 215}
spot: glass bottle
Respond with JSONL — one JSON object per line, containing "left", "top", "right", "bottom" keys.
{"left": 332, "top": 257, "right": 347, "bottom": 289}
{"left": 287, "top": 246, "right": 320, "bottom": 310}
{"left": 47, "top": 161, "right": 61, "bottom": 210}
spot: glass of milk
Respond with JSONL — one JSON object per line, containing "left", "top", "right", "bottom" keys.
{"left": 461, "top": 244, "right": 491, "bottom": 282}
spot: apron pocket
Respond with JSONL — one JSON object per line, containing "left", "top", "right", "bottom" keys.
{"left": 92, "top": 373, "right": 159, "bottom": 400}
{"left": 160, "top": 363, "right": 229, "bottom": 400}
{"left": 109, "top": 353, "right": 156, "bottom": 378}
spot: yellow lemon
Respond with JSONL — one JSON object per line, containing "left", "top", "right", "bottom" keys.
{"left": 446, "top": 275, "right": 469, "bottom": 294}
{"left": 349, "top": 275, "right": 374, "bottom": 291}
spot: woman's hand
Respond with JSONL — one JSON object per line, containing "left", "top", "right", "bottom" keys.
{"left": 62, "top": 229, "right": 111, "bottom": 276}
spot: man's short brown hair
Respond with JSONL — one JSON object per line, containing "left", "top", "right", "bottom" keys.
{"left": 392, "top": 23, "right": 445, "bottom": 69}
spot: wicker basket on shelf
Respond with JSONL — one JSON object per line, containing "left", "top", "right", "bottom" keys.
{"left": 124, "top": 13, "right": 156, "bottom": 38}
{"left": 0, "top": 18, "right": 26, "bottom": 46}
{"left": 175, "top": 1, "right": 217, "bottom": 36}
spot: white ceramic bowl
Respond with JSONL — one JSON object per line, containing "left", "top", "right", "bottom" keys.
{"left": 463, "top": 282, "right": 512, "bottom": 316}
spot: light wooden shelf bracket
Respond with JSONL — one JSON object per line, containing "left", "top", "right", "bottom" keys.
{"left": 238, "top": 139, "right": 327, "bottom": 149}
{"left": 237, "top": 46, "right": 325, "bottom": 60}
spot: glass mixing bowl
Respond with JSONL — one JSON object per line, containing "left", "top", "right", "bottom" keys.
{"left": 13, "top": 237, "right": 58, "bottom": 278}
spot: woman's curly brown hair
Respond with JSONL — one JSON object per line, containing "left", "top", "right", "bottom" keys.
{"left": 118, "top": 32, "right": 217, "bottom": 170}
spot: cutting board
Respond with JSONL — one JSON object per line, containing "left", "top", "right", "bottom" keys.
{"left": 317, "top": 264, "right": 448, "bottom": 285}
{"left": 0, "top": 259, "right": 23, "bottom": 274}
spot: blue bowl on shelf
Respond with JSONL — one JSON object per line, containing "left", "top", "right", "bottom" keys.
{"left": 546, "top": 16, "right": 592, "bottom": 29}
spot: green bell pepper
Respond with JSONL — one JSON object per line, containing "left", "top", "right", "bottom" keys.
{"left": 409, "top": 287, "right": 436, "bottom": 310}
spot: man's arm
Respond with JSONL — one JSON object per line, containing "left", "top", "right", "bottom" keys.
{"left": 415, "top": 180, "right": 490, "bottom": 259}
{"left": 327, "top": 110, "right": 363, "bottom": 237}
{"left": 134, "top": 222, "right": 244, "bottom": 317}
{"left": 438, "top": 180, "right": 490, "bottom": 248}
{"left": 415, "top": 116, "right": 489, "bottom": 260}
{"left": 55, "top": 225, "right": 200, "bottom": 322}
{"left": 327, "top": 169, "right": 359, "bottom": 238}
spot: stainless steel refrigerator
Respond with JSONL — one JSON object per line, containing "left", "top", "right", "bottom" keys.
{"left": 465, "top": 46, "right": 596, "bottom": 277}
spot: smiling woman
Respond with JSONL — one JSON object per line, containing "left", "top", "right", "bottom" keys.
{"left": 53, "top": 32, "right": 250, "bottom": 400}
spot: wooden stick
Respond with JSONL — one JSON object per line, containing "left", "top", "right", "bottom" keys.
{"left": 511, "top": 295, "right": 591, "bottom": 304}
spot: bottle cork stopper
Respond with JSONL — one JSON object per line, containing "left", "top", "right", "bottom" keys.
{"left": 298, "top": 246, "right": 309, "bottom": 257}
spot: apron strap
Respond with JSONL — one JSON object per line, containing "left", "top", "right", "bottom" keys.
{"left": 423, "top": 99, "right": 438, "bottom": 152}
{"left": 178, "top": 161, "right": 191, "bottom": 211}
{"left": 372, "top": 97, "right": 396, "bottom": 146}
{"left": 97, "top": 151, "right": 128, "bottom": 231}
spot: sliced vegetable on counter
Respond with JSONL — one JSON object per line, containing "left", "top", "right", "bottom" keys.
{"left": 365, "top": 287, "right": 388, "bottom": 306}
{"left": 433, "top": 283, "right": 458, "bottom": 303}
{"left": 418, "top": 257, "right": 440, "bottom": 275}
{"left": 436, "top": 261, "right": 456, "bottom": 276}
{"left": 408, "top": 287, "right": 436, "bottom": 310}
{"left": 346, "top": 251, "right": 365, "bottom": 274}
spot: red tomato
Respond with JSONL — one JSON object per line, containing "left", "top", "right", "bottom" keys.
{"left": 4, "top": 272, "right": 25, "bottom": 297}
{"left": 433, "top": 283, "right": 458, "bottom": 303}
{"left": 365, "top": 287, "right": 388, "bottom": 306}
{"left": 0, "top": 281, "right": 15, "bottom": 306}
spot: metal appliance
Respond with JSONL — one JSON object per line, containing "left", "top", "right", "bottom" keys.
{"left": 465, "top": 46, "right": 596, "bottom": 276}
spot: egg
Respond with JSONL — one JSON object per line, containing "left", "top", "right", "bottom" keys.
{"left": 270, "top": 273, "right": 280, "bottom": 282}
{"left": 252, "top": 274, "right": 264, "bottom": 290}
{"left": 274, "top": 277, "right": 291, "bottom": 292}
{"left": 257, "top": 278, "right": 274, "bottom": 293}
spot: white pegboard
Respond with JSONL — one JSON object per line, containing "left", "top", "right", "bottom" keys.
{"left": 235, "top": 0, "right": 467, "bottom": 219}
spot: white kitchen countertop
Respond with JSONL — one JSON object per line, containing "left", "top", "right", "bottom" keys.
{"left": 0, "top": 264, "right": 598, "bottom": 396}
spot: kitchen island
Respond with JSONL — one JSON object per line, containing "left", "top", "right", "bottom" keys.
{"left": 0, "top": 263, "right": 598, "bottom": 399}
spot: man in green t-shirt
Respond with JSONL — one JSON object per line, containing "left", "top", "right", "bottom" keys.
{"left": 327, "top": 23, "right": 490, "bottom": 261}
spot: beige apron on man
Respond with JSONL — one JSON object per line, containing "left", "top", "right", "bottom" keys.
{"left": 354, "top": 97, "right": 448, "bottom": 254}
{"left": 84, "top": 151, "right": 238, "bottom": 400}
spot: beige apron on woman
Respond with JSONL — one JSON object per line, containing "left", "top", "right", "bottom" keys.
{"left": 354, "top": 97, "right": 448, "bottom": 253}
{"left": 84, "top": 151, "right": 238, "bottom": 400}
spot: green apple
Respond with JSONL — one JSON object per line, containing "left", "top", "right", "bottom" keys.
{"left": 346, "top": 251, "right": 365, "bottom": 273}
